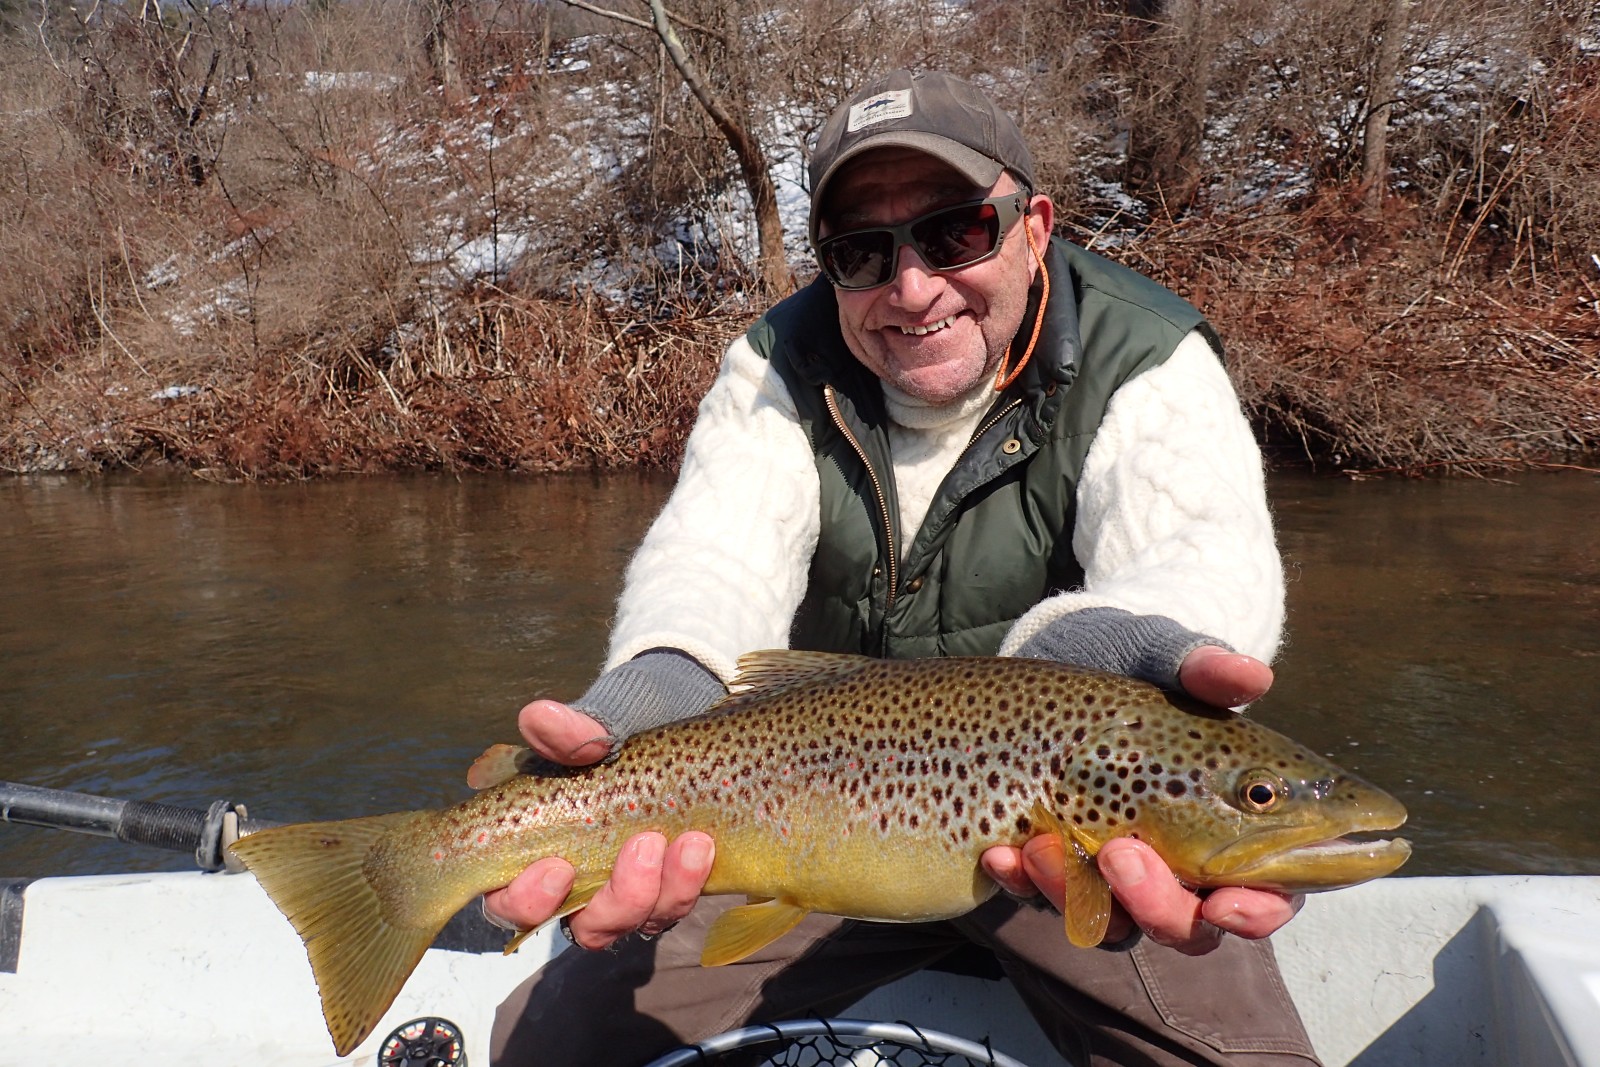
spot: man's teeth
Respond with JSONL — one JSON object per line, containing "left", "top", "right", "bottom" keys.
{"left": 899, "top": 315, "right": 956, "bottom": 336}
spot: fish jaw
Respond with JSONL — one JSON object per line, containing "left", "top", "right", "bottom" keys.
{"left": 1191, "top": 790, "right": 1411, "bottom": 892}
{"left": 1207, "top": 833, "right": 1413, "bottom": 892}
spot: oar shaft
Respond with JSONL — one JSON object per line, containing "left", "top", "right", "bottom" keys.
{"left": 0, "top": 781, "right": 268, "bottom": 871}
{"left": 0, "top": 782, "right": 132, "bottom": 838}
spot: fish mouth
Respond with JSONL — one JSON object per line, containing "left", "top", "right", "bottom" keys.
{"left": 1197, "top": 809, "right": 1412, "bottom": 892}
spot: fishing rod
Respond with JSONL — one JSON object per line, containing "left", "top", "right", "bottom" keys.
{"left": 0, "top": 781, "right": 274, "bottom": 872}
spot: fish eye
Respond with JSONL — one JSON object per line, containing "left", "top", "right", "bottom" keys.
{"left": 1237, "top": 771, "right": 1287, "bottom": 813}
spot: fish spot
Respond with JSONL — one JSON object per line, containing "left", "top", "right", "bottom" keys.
{"left": 1165, "top": 780, "right": 1187, "bottom": 797}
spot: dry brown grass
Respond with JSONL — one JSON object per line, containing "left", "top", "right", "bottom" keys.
{"left": 1112, "top": 187, "right": 1600, "bottom": 474}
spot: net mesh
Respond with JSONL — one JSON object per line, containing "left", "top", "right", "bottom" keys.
{"left": 642, "top": 1019, "right": 1039, "bottom": 1067}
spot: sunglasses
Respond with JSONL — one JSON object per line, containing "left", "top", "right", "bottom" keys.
{"left": 814, "top": 193, "right": 1028, "bottom": 291}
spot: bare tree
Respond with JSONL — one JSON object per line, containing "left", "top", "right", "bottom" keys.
{"left": 556, "top": 0, "right": 789, "bottom": 295}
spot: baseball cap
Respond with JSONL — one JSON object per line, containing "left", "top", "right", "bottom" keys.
{"left": 808, "top": 70, "right": 1036, "bottom": 245}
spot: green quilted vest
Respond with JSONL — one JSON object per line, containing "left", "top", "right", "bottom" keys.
{"left": 744, "top": 238, "right": 1214, "bottom": 659}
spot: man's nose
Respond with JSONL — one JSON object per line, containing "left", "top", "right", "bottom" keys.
{"left": 885, "top": 241, "right": 941, "bottom": 306}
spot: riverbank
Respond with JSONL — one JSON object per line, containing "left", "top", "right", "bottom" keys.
{"left": 3, "top": 1, "right": 1596, "bottom": 479}
{"left": 7, "top": 204, "right": 1594, "bottom": 480}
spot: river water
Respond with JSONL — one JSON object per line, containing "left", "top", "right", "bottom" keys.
{"left": 2, "top": 470, "right": 1596, "bottom": 881}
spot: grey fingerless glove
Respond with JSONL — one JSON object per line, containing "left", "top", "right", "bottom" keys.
{"left": 1011, "top": 607, "right": 1228, "bottom": 692}
{"left": 570, "top": 648, "right": 727, "bottom": 751}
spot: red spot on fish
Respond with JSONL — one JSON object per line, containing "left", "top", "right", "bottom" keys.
{"left": 667, "top": 798, "right": 677, "bottom": 808}
{"left": 628, "top": 801, "right": 637, "bottom": 811}
{"left": 477, "top": 832, "right": 488, "bottom": 844}
{"left": 432, "top": 850, "right": 444, "bottom": 861}
{"left": 722, "top": 778, "right": 732, "bottom": 787}
{"left": 585, "top": 815, "right": 595, "bottom": 825}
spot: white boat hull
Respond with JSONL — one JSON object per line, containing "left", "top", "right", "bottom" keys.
{"left": 3, "top": 871, "right": 1598, "bottom": 1066}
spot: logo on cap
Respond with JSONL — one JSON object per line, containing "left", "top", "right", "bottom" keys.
{"left": 846, "top": 89, "right": 912, "bottom": 133}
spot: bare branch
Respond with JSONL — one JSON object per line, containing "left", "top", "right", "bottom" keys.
{"left": 553, "top": 0, "right": 725, "bottom": 44}
{"left": 553, "top": 0, "right": 652, "bottom": 32}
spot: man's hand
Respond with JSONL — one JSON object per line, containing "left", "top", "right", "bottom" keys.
{"left": 480, "top": 699, "right": 716, "bottom": 950}
{"left": 980, "top": 645, "right": 1303, "bottom": 955}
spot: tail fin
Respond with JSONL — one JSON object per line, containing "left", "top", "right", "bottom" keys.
{"left": 230, "top": 811, "right": 440, "bottom": 1056}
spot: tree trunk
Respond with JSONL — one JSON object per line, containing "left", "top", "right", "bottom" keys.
{"left": 1362, "top": 0, "right": 1410, "bottom": 212}
{"left": 423, "top": 0, "right": 460, "bottom": 91}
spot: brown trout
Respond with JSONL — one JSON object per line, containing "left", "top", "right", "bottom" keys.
{"left": 230, "top": 651, "right": 1410, "bottom": 1055}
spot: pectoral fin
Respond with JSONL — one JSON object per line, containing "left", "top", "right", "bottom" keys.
{"left": 700, "top": 898, "right": 810, "bottom": 966}
{"left": 1060, "top": 833, "right": 1113, "bottom": 947}
{"left": 1029, "top": 801, "right": 1111, "bottom": 948}
{"left": 467, "top": 744, "right": 534, "bottom": 789}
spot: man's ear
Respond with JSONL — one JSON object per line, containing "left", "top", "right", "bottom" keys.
{"left": 1026, "top": 193, "right": 1055, "bottom": 250}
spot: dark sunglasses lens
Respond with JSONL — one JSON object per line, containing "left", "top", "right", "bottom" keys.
{"left": 912, "top": 203, "right": 1001, "bottom": 269}
{"left": 821, "top": 232, "right": 894, "bottom": 289}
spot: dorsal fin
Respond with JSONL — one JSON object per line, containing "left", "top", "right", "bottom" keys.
{"left": 727, "top": 649, "right": 875, "bottom": 699}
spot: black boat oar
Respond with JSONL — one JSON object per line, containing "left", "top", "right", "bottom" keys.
{"left": 0, "top": 781, "right": 274, "bottom": 872}
{"left": 0, "top": 781, "right": 509, "bottom": 953}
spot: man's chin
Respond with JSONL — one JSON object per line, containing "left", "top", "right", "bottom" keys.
{"left": 887, "top": 361, "right": 998, "bottom": 405}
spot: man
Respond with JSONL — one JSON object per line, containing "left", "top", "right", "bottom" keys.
{"left": 486, "top": 70, "right": 1318, "bottom": 1066}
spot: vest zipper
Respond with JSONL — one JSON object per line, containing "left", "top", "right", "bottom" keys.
{"left": 824, "top": 384, "right": 898, "bottom": 616}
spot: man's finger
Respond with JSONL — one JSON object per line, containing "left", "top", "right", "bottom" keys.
{"left": 642, "top": 832, "right": 715, "bottom": 934}
{"left": 1177, "top": 647, "right": 1273, "bottom": 708}
{"left": 981, "top": 845, "right": 1041, "bottom": 899}
{"left": 1098, "top": 838, "right": 1221, "bottom": 955}
{"left": 563, "top": 832, "right": 667, "bottom": 950}
{"left": 517, "top": 699, "right": 613, "bottom": 766}
{"left": 483, "top": 856, "right": 575, "bottom": 930}
{"left": 1017, "top": 835, "right": 1069, "bottom": 913}
{"left": 1201, "top": 886, "right": 1304, "bottom": 940}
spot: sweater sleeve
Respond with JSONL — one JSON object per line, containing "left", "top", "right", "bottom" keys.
{"left": 603, "top": 334, "right": 822, "bottom": 683}
{"left": 998, "top": 329, "right": 1285, "bottom": 665}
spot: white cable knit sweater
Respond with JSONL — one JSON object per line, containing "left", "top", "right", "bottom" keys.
{"left": 604, "top": 328, "right": 1284, "bottom": 684}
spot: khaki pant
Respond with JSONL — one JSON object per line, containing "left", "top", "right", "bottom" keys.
{"left": 490, "top": 894, "right": 1322, "bottom": 1067}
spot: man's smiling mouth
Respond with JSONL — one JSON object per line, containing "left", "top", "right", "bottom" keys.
{"left": 898, "top": 314, "right": 957, "bottom": 336}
